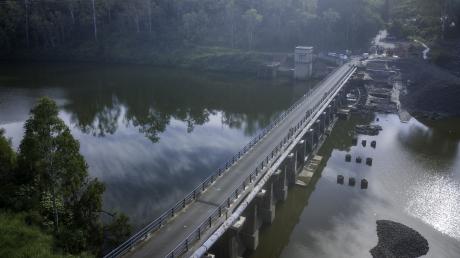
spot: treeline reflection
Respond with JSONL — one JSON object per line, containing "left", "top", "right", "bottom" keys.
{"left": 5, "top": 63, "right": 306, "bottom": 142}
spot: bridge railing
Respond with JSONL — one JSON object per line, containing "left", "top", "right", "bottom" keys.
{"left": 104, "top": 64, "right": 355, "bottom": 258}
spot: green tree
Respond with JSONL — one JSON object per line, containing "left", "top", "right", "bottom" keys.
{"left": 0, "top": 212, "right": 90, "bottom": 258}
{"left": 15, "top": 97, "right": 123, "bottom": 255}
{"left": 105, "top": 213, "right": 132, "bottom": 248}
{"left": 0, "top": 128, "right": 17, "bottom": 208}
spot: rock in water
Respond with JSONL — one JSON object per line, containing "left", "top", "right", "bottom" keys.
{"left": 371, "top": 220, "right": 429, "bottom": 258}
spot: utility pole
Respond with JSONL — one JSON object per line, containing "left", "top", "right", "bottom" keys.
{"left": 91, "top": 0, "right": 98, "bottom": 41}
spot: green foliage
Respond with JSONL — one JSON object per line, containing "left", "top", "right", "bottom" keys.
{"left": 389, "top": 0, "right": 460, "bottom": 41}
{"left": 0, "top": 128, "right": 17, "bottom": 208}
{"left": 0, "top": 0, "right": 387, "bottom": 57}
{"left": 105, "top": 213, "right": 132, "bottom": 248}
{"left": 5, "top": 97, "right": 132, "bottom": 256}
{"left": 0, "top": 212, "right": 91, "bottom": 258}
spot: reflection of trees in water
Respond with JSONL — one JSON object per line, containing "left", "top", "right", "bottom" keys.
{"left": 128, "top": 108, "right": 170, "bottom": 143}
{"left": 12, "top": 64, "right": 300, "bottom": 143}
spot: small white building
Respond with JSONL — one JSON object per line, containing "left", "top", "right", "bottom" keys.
{"left": 294, "top": 46, "right": 313, "bottom": 80}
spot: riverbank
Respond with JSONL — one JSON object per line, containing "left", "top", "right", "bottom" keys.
{"left": 396, "top": 57, "right": 460, "bottom": 120}
{"left": 371, "top": 34, "right": 460, "bottom": 120}
{"left": 1, "top": 45, "right": 276, "bottom": 75}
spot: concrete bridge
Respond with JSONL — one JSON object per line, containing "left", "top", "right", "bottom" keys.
{"left": 105, "top": 61, "right": 357, "bottom": 258}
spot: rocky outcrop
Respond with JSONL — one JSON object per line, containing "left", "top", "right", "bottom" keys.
{"left": 370, "top": 220, "right": 429, "bottom": 258}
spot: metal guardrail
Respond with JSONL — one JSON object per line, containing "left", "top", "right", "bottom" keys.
{"left": 104, "top": 64, "right": 355, "bottom": 258}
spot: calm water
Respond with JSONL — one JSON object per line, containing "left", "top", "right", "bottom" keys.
{"left": 0, "top": 63, "right": 312, "bottom": 228}
{"left": 252, "top": 114, "right": 460, "bottom": 258}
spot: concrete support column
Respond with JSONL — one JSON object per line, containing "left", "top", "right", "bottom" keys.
{"left": 324, "top": 109, "right": 330, "bottom": 127}
{"left": 285, "top": 153, "right": 296, "bottom": 187}
{"left": 257, "top": 182, "right": 275, "bottom": 224}
{"left": 296, "top": 140, "right": 306, "bottom": 171}
{"left": 273, "top": 169, "right": 288, "bottom": 202}
{"left": 328, "top": 104, "right": 335, "bottom": 122}
{"left": 313, "top": 121, "right": 320, "bottom": 146}
{"left": 219, "top": 222, "right": 242, "bottom": 258}
{"left": 241, "top": 202, "right": 259, "bottom": 251}
{"left": 327, "top": 105, "right": 333, "bottom": 125}
{"left": 340, "top": 91, "right": 347, "bottom": 107}
{"left": 305, "top": 129, "right": 314, "bottom": 155}
{"left": 320, "top": 112, "right": 327, "bottom": 133}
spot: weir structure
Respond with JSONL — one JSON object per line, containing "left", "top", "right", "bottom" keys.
{"left": 105, "top": 61, "right": 357, "bottom": 258}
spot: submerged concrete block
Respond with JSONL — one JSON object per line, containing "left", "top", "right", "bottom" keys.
{"left": 366, "top": 157, "right": 373, "bottom": 166}
{"left": 345, "top": 154, "right": 352, "bottom": 162}
{"left": 349, "top": 177, "right": 356, "bottom": 186}
{"left": 337, "top": 175, "right": 344, "bottom": 184}
{"left": 361, "top": 179, "right": 368, "bottom": 189}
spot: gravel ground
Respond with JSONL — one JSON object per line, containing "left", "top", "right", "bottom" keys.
{"left": 370, "top": 220, "right": 429, "bottom": 258}
{"left": 396, "top": 58, "right": 460, "bottom": 119}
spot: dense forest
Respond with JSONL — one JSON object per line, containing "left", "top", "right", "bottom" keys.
{"left": 1, "top": 0, "right": 459, "bottom": 61}
{"left": 0, "top": 0, "right": 387, "bottom": 58}
{"left": 389, "top": 0, "right": 460, "bottom": 41}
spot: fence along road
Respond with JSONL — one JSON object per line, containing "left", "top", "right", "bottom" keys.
{"left": 106, "top": 62, "right": 356, "bottom": 258}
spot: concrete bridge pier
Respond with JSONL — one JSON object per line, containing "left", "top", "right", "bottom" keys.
{"left": 296, "top": 140, "right": 306, "bottom": 172}
{"left": 305, "top": 129, "right": 314, "bottom": 156}
{"left": 332, "top": 99, "right": 338, "bottom": 113}
{"left": 285, "top": 153, "right": 296, "bottom": 187}
{"left": 320, "top": 112, "right": 327, "bottom": 133}
{"left": 216, "top": 219, "right": 243, "bottom": 258}
{"left": 327, "top": 105, "right": 334, "bottom": 125}
{"left": 324, "top": 110, "right": 330, "bottom": 128}
{"left": 313, "top": 121, "right": 321, "bottom": 146}
{"left": 273, "top": 169, "right": 288, "bottom": 202}
{"left": 257, "top": 182, "right": 275, "bottom": 225}
{"left": 240, "top": 202, "right": 259, "bottom": 251}
{"left": 338, "top": 91, "right": 347, "bottom": 107}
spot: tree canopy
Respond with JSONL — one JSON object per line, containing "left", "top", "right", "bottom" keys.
{"left": 0, "top": 97, "right": 131, "bottom": 256}
{"left": 0, "top": 0, "right": 388, "bottom": 56}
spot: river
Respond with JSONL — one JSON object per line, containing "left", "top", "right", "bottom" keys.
{"left": 251, "top": 114, "right": 460, "bottom": 258}
{"left": 0, "top": 63, "right": 313, "bottom": 229}
{"left": 2, "top": 63, "right": 460, "bottom": 257}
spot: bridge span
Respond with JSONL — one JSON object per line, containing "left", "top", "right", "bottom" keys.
{"left": 105, "top": 61, "right": 358, "bottom": 258}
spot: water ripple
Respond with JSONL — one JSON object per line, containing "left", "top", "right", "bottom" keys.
{"left": 406, "top": 174, "right": 460, "bottom": 240}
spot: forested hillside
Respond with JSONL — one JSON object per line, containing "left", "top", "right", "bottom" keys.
{"left": 0, "top": 0, "right": 386, "bottom": 59}
{"left": 389, "top": 0, "right": 460, "bottom": 42}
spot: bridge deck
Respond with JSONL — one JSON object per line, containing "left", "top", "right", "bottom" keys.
{"left": 126, "top": 63, "right": 355, "bottom": 258}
